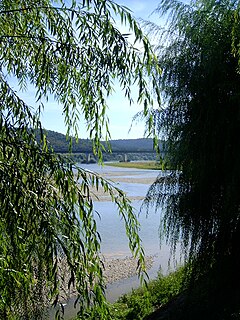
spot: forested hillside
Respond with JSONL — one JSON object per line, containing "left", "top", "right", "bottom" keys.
{"left": 37, "top": 129, "right": 162, "bottom": 154}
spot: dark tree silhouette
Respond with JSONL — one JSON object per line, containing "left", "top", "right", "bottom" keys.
{"left": 144, "top": 0, "right": 240, "bottom": 317}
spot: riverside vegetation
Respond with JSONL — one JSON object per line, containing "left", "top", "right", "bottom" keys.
{"left": 108, "top": 267, "right": 186, "bottom": 320}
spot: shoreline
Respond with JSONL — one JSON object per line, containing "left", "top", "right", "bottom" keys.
{"left": 49, "top": 255, "right": 156, "bottom": 319}
{"left": 57, "top": 254, "right": 155, "bottom": 303}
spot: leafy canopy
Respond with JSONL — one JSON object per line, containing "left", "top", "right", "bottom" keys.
{"left": 0, "top": 0, "right": 161, "bottom": 318}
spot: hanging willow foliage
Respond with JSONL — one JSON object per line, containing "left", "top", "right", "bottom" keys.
{"left": 0, "top": 0, "right": 161, "bottom": 318}
{"left": 143, "top": 0, "right": 240, "bottom": 281}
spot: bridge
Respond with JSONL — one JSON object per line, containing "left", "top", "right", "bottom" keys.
{"left": 83, "top": 150, "right": 166, "bottom": 163}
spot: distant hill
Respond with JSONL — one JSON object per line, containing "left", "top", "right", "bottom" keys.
{"left": 36, "top": 129, "right": 162, "bottom": 154}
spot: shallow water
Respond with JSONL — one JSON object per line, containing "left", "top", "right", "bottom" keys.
{"left": 81, "top": 164, "right": 163, "bottom": 257}
{"left": 94, "top": 200, "right": 160, "bottom": 257}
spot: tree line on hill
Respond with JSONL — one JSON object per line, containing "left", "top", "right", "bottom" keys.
{"left": 36, "top": 129, "right": 164, "bottom": 154}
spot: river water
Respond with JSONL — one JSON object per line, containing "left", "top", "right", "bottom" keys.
{"left": 83, "top": 164, "right": 166, "bottom": 258}
{"left": 49, "top": 164, "right": 180, "bottom": 319}
{"left": 82, "top": 164, "right": 180, "bottom": 298}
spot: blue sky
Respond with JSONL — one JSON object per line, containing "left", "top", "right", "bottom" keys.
{"left": 98, "top": 0, "right": 161, "bottom": 140}
{"left": 18, "top": 1, "right": 162, "bottom": 140}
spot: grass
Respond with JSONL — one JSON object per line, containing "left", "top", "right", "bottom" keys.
{"left": 108, "top": 266, "right": 186, "bottom": 320}
{"left": 106, "top": 161, "right": 164, "bottom": 170}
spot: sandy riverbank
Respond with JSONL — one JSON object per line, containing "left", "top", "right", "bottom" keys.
{"left": 88, "top": 170, "right": 157, "bottom": 201}
{"left": 99, "top": 170, "right": 158, "bottom": 185}
{"left": 57, "top": 254, "right": 154, "bottom": 303}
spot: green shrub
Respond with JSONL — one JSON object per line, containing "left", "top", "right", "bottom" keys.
{"left": 109, "top": 290, "right": 152, "bottom": 320}
{"left": 147, "top": 267, "right": 185, "bottom": 307}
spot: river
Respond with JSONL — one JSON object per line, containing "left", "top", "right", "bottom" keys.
{"left": 50, "top": 163, "right": 180, "bottom": 319}
{"left": 82, "top": 164, "right": 169, "bottom": 259}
